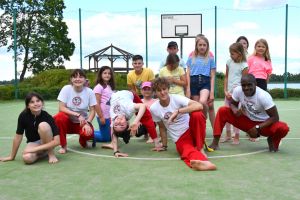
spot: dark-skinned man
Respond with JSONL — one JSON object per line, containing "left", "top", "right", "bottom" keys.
{"left": 209, "top": 74, "right": 289, "bottom": 152}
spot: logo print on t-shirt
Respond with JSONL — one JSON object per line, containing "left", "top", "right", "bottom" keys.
{"left": 135, "top": 80, "right": 142, "bottom": 89}
{"left": 163, "top": 112, "right": 172, "bottom": 120}
{"left": 72, "top": 96, "right": 82, "bottom": 106}
{"left": 244, "top": 101, "right": 261, "bottom": 115}
{"left": 113, "top": 104, "right": 121, "bottom": 114}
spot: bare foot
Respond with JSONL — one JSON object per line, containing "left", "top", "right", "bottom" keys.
{"left": 58, "top": 147, "right": 67, "bottom": 154}
{"left": 249, "top": 137, "right": 259, "bottom": 142}
{"left": 101, "top": 143, "right": 113, "bottom": 150}
{"left": 232, "top": 135, "right": 240, "bottom": 145}
{"left": 48, "top": 154, "right": 59, "bottom": 164}
{"left": 146, "top": 138, "right": 153, "bottom": 144}
{"left": 190, "top": 160, "right": 216, "bottom": 171}
{"left": 231, "top": 139, "right": 240, "bottom": 145}
{"left": 220, "top": 136, "right": 231, "bottom": 143}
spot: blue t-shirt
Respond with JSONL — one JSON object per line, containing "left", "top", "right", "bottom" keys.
{"left": 186, "top": 56, "right": 216, "bottom": 77}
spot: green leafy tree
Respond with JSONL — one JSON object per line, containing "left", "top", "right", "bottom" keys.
{"left": 0, "top": 0, "right": 75, "bottom": 81}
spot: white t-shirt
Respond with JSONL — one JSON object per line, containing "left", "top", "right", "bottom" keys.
{"left": 232, "top": 86, "right": 275, "bottom": 121}
{"left": 150, "top": 94, "right": 190, "bottom": 142}
{"left": 226, "top": 59, "right": 248, "bottom": 93}
{"left": 57, "top": 85, "right": 97, "bottom": 123}
{"left": 109, "top": 90, "right": 135, "bottom": 122}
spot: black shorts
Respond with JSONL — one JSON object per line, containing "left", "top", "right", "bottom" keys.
{"left": 256, "top": 78, "right": 267, "bottom": 91}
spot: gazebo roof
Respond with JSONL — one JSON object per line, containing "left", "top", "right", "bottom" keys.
{"left": 85, "top": 44, "right": 133, "bottom": 59}
{"left": 85, "top": 44, "right": 134, "bottom": 72}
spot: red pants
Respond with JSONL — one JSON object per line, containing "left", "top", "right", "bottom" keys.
{"left": 214, "top": 106, "right": 289, "bottom": 150}
{"left": 53, "top": 112, "right": 94, "bottom": 148}
{"left": 132, "top": 93, "right": 157, "bottom": 139}
{"left": 175, "top": 111, "right": 208, "bottom": 168}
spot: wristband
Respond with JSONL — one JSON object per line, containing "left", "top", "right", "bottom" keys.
{"left": 113, "top": 151, "right": 120, "bottom": 155}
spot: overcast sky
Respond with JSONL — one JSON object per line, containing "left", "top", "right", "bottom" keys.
{"left": 1, "top": 0, "right": 300, "bottom": 81}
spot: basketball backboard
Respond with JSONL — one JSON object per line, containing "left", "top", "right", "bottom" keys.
{"left": 161, "top": 14, "right": 202, "bottom": 38}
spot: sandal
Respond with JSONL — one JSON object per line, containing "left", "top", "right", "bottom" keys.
{"left": 204, "top": 141, "right": 215, "bottom": 152}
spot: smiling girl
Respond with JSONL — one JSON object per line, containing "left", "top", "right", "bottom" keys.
{"left": 0, "top": 92, "right": 60, "bottom": 164}
{"left": 222, "top": 43, "right": 248, "bottom": 144}
{"left": 93, "top": 66, "right": 115, "bottom": 143}
{"left": 248, "top": 39, "right": 272, "bottom": 91}
{"left": 54, "top": 69, "right": 97, "bottom": 154}
{"left": 186, "top": 35, "right": 216, "bottom": 118}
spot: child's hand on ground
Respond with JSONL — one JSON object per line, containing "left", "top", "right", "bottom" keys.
{"left": 114, "top": 152, "right": 128, "bottom": 158}
{"left": 0, "top": 156, "right": 14, "bottom": 162}
{"left": 151, "top": 146, "right": 167, "bottom": 152}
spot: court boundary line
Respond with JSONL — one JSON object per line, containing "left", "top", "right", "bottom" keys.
{"left": 66, "top": 147, "right": 269, "bottom": 160}
{"left": 0, "top": 137, "right": 296, "bottom": 160}
{"left": 42, "top": 138, "right": 293, "bottom": 160}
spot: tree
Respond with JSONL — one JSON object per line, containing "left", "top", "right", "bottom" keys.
{"left": 0, "top": 0, "right": 75, "bottom": 81}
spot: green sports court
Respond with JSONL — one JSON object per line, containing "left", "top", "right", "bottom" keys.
{"left": 0, "top": 100, "right": 299, "bottom": 200}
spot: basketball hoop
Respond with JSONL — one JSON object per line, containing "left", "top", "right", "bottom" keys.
{"left": 175, "top": 25, "right": 188, "bottom": 38}
{"left": 161, "top": 14, "right": 202, "bottom": 58}
{"left": 161, "top": 14, "right": 202, "bottom": 38}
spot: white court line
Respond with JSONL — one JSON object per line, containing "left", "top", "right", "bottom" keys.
{"left": 0, "top": 136, "right": 296, "bottom": 160}
{"left": 67, "top": 147, "right": 269, "bottom": 160}
{"left": 66, "top": 138, "right": 290, "bottom": 161}
{"left": 67, "top": 148, "right": 180, "bottom": 160}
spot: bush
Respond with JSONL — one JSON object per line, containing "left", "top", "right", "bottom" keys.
{"left": 114, "top": 73, "right": 128, "bottom": 90}
{"left": 22, "top": 69, "right": 70, "bottom": 88}
{"left": 0, "top": 85, "right": 15, "bottom": 100}
{"left": 0, "top": 69, "right": 129, "bottom": 100}
{"left": 215, "top": 77, "right": 225, "bottom": 98}
{"left": 1, "top": 69, "right": 299, "bottom": 100}
{"left": 269, "top": 88, "right": 300, "bottom": 98}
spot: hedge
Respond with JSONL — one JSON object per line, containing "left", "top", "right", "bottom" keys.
{"left": 0, "top": 69, "right": 299, "bottom": 100}
{"left": 0, "top": 69, "right": 128, "bottom": 100}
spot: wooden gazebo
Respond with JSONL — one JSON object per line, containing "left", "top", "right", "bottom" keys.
{"left": 85, "top": 44, "right": 134, "bottom": 73}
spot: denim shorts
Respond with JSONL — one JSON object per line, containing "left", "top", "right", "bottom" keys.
{"left": 190, "top": 75, "right": 211, "bottom": 96}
